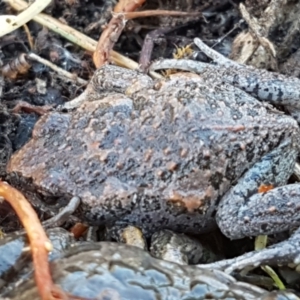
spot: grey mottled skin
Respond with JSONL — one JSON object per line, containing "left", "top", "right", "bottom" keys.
{"left": 6, "top": 65, "right": 300, "bottom": 241}
{"left": 150, "top": 58, "right": 300, "bottom": 122}
{"left": 4, "top": 242, "right": 298, "bottom": 300}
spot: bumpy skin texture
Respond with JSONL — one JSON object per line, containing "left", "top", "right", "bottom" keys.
{"left": 7, "top": 65, "right": 300, "bottom": 237}
{"left": 5, "top": 242, "right": 297, "bottom": 300}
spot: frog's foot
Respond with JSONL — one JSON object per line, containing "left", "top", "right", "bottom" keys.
{"left": 151, "top": 38, "right": 300, "bottom": 121}
{"left": 218, "top": 183, "right": 300, "bottom": 239}
{"left": 150, "top": 230, "right": 217, "bottom": 265}
{"left": 216, "top": 142, "right": 300, "bottom": 240}
{"left": 197, "top": 227, "right": 300, "bottom": 275}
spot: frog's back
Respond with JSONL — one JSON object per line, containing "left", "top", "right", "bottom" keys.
{"left": 7, "top": 70, "right": 299, "bottom": 234}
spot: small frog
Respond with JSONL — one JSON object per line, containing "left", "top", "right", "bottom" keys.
{"left": 6, "top": 64, "right": 300, "bottom": 263}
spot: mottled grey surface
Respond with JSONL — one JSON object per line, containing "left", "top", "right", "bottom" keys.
{"left": 5, "top": 242, "right": 297, "bottom": 300}
{"left": 7, "top": 65, "right": 300, "bottom": 240}
{"left": 150, "top": 58, "right": 300, "bottom": 122}
{"left": 150, "top": 229, "right": 207, "bottom": 264}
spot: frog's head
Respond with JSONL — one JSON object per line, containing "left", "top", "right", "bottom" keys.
{"left": 91, "top": 65, "right": 153, "bottom": 97}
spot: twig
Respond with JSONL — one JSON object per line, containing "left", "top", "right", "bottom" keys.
{"left": 194, "top": 38, "right": 239, "bottom": 66}
{"left": 139, "top": 28, "right": 172, "bottom": 71}
{"left": 42, "top": 196, "right": 80, "bottom": 229}
{"left": 93, "top": 0, "right": 145, "bottom": 67}
{"left": 95, "top": 9, "right": 201, "bottom": 68}
{"left": 124, "top": 10, "right": 202, "bottom": 20}
{"left": 12, "top": 100, "right": 53, "bottom": 115}
{"left": 239, "top": 3, "right": 276, "bottom": 58}
{"left": 23, "top": 23, "right": 34, "bottom": 49}
{"left": 27, "top": 52, "right": 88, "bottom": 86}
{"left": 93, "top": 13, "right": 127, "bottom": 68}
{"left": 114, "top": 0, "right": 146, "bottom": 13}
{"left": 6, "top": 0, "right": 162, "bottom": 79}
{"left": 0, "top": 181, "right": 68, "bottom": 300}
{"left": 94, "top": 0, "right": 202, "bottom": 69}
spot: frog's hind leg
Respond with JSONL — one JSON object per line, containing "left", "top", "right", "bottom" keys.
{"left": 227, "top": 227, "right": 300, "bottom": 276}
{"left": 198, "top": 227, "right": 300, "bottom": 276}
{"left": 216, "top": 140, "right": 300, "bottom": 240}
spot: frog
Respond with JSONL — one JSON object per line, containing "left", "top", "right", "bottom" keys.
{"left": 4, "top": 242, "right": 299, "bottom": 300}
{"left": 6, "top": 63, "right": 300, "bottom": 263}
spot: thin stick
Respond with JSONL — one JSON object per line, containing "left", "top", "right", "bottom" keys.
{"left": 27, "top": 52, "right": 88, "bottom": 86}
{"left": 194, "top": 38, "right": 239, "bottom": 66}
{"left": 124, "top": 10, "right": 202, "bottom": 20}
{"left": 23, "top": 23, "right": 34, "bottom": 49}
{"left": 42, "top": 196, "right": 80, "bottom": 228}
{"left": 6, "top": 0, "right": 162, "bottom": 79}
{"left": 93, "top": 13, "right": 126, "bottom": 68}
{"left": 0, "top": 181, "right": 68, "bottom": 300}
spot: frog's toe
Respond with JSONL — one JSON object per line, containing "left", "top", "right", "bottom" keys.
{"left": 225, "top": 229, "right": 300, "bottom": 274}
{"left": 198, "top": 227, "right": 300, "bottom": 275}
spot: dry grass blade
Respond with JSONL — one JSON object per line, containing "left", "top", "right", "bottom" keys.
{"left": 28, "top": 53, "right": 88, "bottom": 86}
{"left": 5, "top": 0, "right": 137, "bottom": 69}
{"left": 6, "top": 0, "right": 162, "bottom": 79}
{"left": 1, "top": 0, "right": 51, "bottom": 37}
